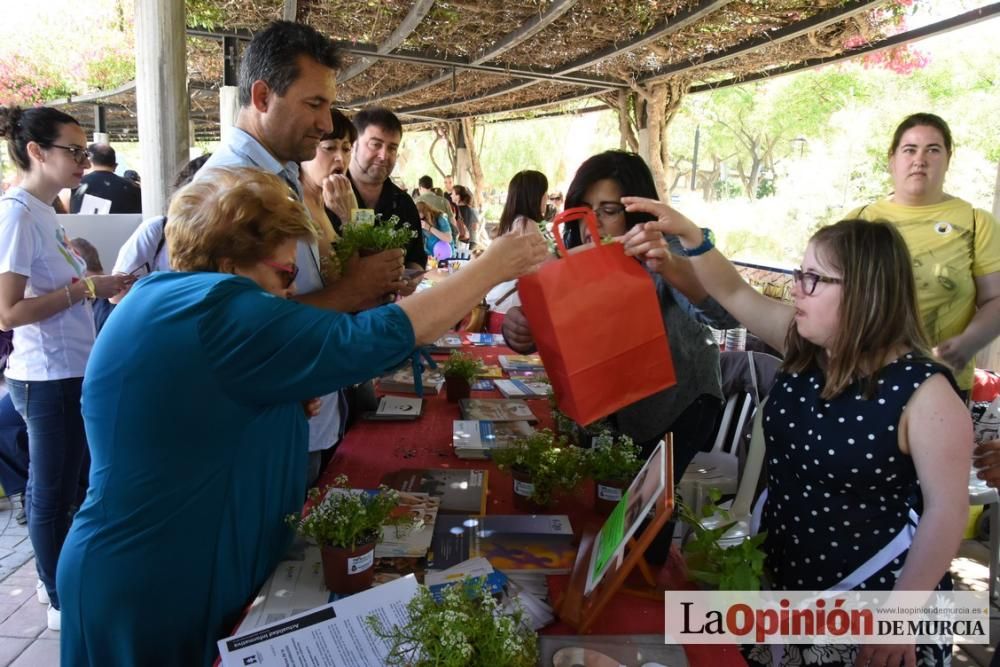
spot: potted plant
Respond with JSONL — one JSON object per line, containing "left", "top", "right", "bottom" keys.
{"left": 583, "top": 430, "right": 642, "bottom": 515}
{"left": 677, "top": 491, "right": 766, "bottom": 591}
{"left": 287, "top": 474, "right": 412, "bottom": 594}
{"left": 492, "top": 429, "right": 584, "bottom": 512}
{"left": 441, "top": 351, "right": 482, "bottom": 402}
{"left": 335, "top": 214, "right": 417, "bottom": 263}
{"left": 366, "top": 578, "right": 538, "bottom": 667}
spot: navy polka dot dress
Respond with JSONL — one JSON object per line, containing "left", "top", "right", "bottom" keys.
{"left": 744, "top": 353, "right": 955, "bottom": 667}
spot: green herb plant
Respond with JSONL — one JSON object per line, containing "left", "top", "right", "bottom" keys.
{"left": 441, "top": 351, "right": 483, "bottom": 382}
{"left": 492, "top": 429, "right": 583, "bottom": 506}
{"left": 287, "top": 474, "right": 412, "bottom": 551}
{"left": 366, "top": 578, "right": 538, "bottom": 667}
{"left": 678, "top": 488, "right": 766, "bottom": 591}
{"left": 335, "top": 214, "right": 416, "bottom": 266}
{"left": 583, "top": 431, "right": 642, "bottom": 483}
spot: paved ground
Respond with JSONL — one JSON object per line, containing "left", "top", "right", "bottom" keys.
{"left": 0, "top": 494, "right": 998, "bottom": 666}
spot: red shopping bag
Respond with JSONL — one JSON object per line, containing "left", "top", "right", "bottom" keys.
{"left": 516, "top": 207, "right": 676, "bottom": 425}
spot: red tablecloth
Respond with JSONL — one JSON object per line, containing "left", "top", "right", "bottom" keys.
{"left": 317, "top": 344, "right": 746, "bottom": 667}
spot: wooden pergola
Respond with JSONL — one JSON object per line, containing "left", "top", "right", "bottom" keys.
{"left": 44, "top": 0, "right": 1000, "bottom": 216}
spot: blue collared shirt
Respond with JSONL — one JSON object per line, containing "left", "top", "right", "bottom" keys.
{"left": 200, "top": 128, "right": 303, "bottom": 199}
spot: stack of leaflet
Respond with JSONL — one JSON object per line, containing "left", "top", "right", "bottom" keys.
{"left": 375, "top": 492, "right": 440, "bottom": 558}
{"left": 452, "top": 420, "right": 534, "bottom": 459}
{"left": 466, "top": 333, "right": 505, "bottom": 346}
{"left": 495, "top": 378, "right": 551, "bottom": 399}
{"left": 426, "top": 333, "right": 463, "bottom": 354}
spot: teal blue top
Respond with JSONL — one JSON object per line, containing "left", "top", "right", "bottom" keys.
{"left": 57, "top": 272, "right": 415, "bottom": 666}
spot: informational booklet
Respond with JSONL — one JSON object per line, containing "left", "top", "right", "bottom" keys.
{"left": 237, "top": 545, "right": 332, "bottom": 633}
{"left": 429, "top": 514, "right": 576, "bottom": 574}
{"left": 426, "top": 333, "right": 463, "bottom": 354}
{"left": 466, "top": 333, "right": 504, "bottom": 346}
{"left": 476, "top": 365, "right": 504, "bottom": 378}
{"left": 459, "top": 398, "right": 538, "bottom": 423}
{"left": 376, "top": 366, "right": 445, "bottom": 395}
{"left": 375, "top": 492, "right": 440, "bottom": 558}
{"left": 471, "top": 378, "right": 494, "bottom": 391}
{"left": 365, "top": 395, "right": 423, "bottom": 421}
{"left": 498, "top": 354, "right": 544, "bottom": 371}
{"left": 585, "top": 441, "right": 666, "bottom": 595}
{"left": 379, "top": 467, "right": 489, "bottom": 515}
{"left": 218, "top": 575, "right": 419, "bottom": 667}
{"left": 452, "top": 420, "right": 534, "bottom": 459}
{"left": 494, "top": 378, "right": 551, "bottom": 398}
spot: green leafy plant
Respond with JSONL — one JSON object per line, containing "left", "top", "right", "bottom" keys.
{"left": 287, "top": 475, "right": 412, "bottom": 551}
{"left": 492, "top": 429, "right": 584, "bottom": 506}
{"left": 678, "top": 489, "right": 766, "bottom": 591}
{"left": 441, "top": 351, "right": 483, "bottom": 382}
{"left": 366, "top": 578, "right": 538, "bottom": 667}
{"left": 334, "top": 214, "right": 416, "bottom": 266}
{"left": 583, "top": 431, "right": 642, "bottom": 483}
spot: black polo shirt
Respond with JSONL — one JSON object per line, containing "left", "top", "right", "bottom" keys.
{"left": 70, "top": 171, "right": 142, "bottom": 214}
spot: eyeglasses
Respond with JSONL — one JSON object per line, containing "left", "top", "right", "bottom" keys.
{"left": 261, "top": 259, "right": 299, "bottom": 288}
{"left": 793, "top": 269, "right": 842, "bottom": 296}
{"left": 592, "top": 203, "right": 626, "bottom": 220}
{"left": 44, "top": 144, "right": 92, "bottom": 164}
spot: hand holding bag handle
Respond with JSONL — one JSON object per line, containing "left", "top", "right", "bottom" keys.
{"left": 550, "top": 207, "right": 602, "bottom": 257}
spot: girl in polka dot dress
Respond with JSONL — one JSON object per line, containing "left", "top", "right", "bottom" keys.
{"left": 619, "top": 207, "right": 973, "bottom": 667}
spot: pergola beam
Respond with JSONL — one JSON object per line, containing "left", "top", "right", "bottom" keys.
{"left": 345, "top": 0, "right": 579, "bottom": 103}
{"left": 686, "top": 2, "right": 1000, "bottom": 93}
{"left": 640, "top": 0, "right": 885, "bottom": 84}
{"left": 364, "top": 0, "right": 728, "bottom": 114}
{"left": 337, "top": 0, "right": 436, "bottom": 84}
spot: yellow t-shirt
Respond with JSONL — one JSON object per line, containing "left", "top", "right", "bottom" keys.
{"left": 846, "top": 198, "right": 1000, "bottom": 389}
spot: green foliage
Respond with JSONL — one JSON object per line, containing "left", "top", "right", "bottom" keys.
{"left": 367, "top": 578, "right": 538, "bottom": 667}
{"left": 185, "top": 0, "right": 225, "bottom": 29}
{"left": 334, "top": 215, "right": 416, "bottom": 266}
{"left": 492, "top": 429, "right": 584, "bottom": 506}
{"left": 678, "top": 490, "right": 766, "bottom": 591}
{"left": 287, "top": 475, "right": 411, "bottom": 551}
{"left": 84, "top": 51, "right": 135, "bottom": 91}
{"left": 442, "top": 351, "right": 483, "bottom": 382}
{"left": 583, "top": 431, "right": 642, "bottom": 483}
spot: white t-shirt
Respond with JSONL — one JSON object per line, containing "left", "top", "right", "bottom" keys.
{"left": 113, "top": 215, "right": 171, "bottom": 275}
{"left": 485, "top": 279, "right": 521, "bottom": 315}
{"left": 0, "top": 187, "right": 96, "bottom": 381}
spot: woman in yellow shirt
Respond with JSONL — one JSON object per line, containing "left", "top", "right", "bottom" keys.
{"left": 847, "top": 113, "right": 1000, "bottom": 395}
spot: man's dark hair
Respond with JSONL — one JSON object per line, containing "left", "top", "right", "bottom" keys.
{"left": 88, "top": 143, "right": 116, "bottom": 167}
{"left": 353, "top": 107, "right": 403, "bottom": 137}
{"left": 67, "top": 237, "right": 103, "bottom": 273}
{"left": 238, "top": 20, "right": 342, "bottom": 107}
{"left": 418, "top": 175, "right": 433, "bottom": 190}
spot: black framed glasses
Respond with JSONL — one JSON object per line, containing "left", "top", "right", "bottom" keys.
{"left": 793, "top": 269, "right": 842, "bottom": 296}
{"left": 44, "top": 144, "right": 92, "bottom": 164}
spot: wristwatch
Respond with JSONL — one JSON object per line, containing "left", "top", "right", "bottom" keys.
{"left": 682, "top": 228, "right": 715, "bottom": 257}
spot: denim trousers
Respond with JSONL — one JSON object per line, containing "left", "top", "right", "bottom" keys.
{"left": 0, "top": 393, "right": 29, "bottom": 496}
{"left": 6, "top": 377, "right": 88, "bottom": 610}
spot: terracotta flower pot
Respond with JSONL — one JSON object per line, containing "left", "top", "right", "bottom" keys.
{"left": 320, "top": 539, "right": 376, "bottom": 595}
{"left": 511, "top": 467, "right": 548, "bottom": 513}
{"left": 445, "top": 375, "right": 471, "bottom": 402}
{"left": 594, "top": 479, "right": 627, "bottom": 515}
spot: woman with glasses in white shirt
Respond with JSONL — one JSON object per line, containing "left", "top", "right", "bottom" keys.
{"left": 0, "top": 105, "right": 130, "bottom": 631}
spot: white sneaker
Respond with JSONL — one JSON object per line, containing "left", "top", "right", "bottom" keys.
{"left": 46, "top": 605, "right": 60, "bottom": 632}
{"left": 36, "top": 580, "right": 49, "bottom": 605}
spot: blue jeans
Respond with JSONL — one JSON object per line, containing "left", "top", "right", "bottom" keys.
{"left": 7, "top": 377, "right": 88, "bottom": 610}
{"left": 0, "top": 393, "right": 29, "bottom": 496}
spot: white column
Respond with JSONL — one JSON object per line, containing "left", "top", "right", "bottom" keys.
{"left": 219, "top": 86, "right": 240, "bottom": 141}
{"left": 134, "top": 0, "right": 189, "bottom": 217}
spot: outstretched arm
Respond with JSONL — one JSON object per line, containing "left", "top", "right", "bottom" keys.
{"left": 621, "top": 196, "right": 793, "bottom": 354}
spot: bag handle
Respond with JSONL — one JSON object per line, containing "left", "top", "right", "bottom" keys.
{"left": 551, "top": 207, "right": 602, "bottom": 257}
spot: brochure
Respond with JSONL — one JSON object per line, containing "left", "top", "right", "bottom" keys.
{"left": 379, "top": 467, "right": 489, "bottom": 515}
{"left": 459, "top": 398, "right": 538, "bottom": 423}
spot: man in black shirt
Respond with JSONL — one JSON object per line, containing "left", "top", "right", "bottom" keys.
{"left": 349, "top": 107, "right": 427, "bottom": 293}
{"left": 69, "top": 144, "right": 142, "bottom": 214}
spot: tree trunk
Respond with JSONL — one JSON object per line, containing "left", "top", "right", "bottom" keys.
{"left": 461, "top": 117, "right": 487, "bottom": 210}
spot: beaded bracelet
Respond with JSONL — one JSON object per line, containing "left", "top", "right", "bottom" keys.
{"left": 64, "top": 285, "right": 74, "bottom": 308}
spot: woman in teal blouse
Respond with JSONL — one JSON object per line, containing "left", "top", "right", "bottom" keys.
{"left": 56, "top": 167, "right": 547, "bottom": 666}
